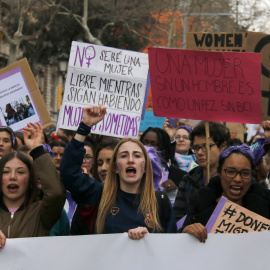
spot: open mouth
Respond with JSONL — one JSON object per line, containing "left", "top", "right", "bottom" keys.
{"left": 126, "top": 167, "right": 136, "bottom": 175}
{"left": 7, "top": 184, "right": 19, "bottom": 192}
{"left": 100, "top": 173, "right": 107, "bottom": 180}
{"left": 229, "top": 186, "right": 242, "bottom": 195}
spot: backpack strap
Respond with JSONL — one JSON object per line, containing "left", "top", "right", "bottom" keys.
{"left": 155, "top": 191, "right": 171, "bottom": 232}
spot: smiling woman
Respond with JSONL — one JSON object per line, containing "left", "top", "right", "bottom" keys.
{"left": 61, "top": 105, "right": 176, "bottom": 239}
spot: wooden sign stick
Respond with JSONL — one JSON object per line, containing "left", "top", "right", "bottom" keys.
{"left": 205, "top": 121, "right": 210, "bottom": 185}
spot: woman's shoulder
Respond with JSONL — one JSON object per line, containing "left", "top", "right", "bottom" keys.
{"left": 243, "top": 182, "right": 270, "bottom": 218}
{"left": 245, "top": 182, "right": 270, "bottom": 204}
{"left": 247, "top": 182, "right": 270, "bottom": 199}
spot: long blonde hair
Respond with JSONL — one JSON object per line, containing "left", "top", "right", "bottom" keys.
{"left": 96, "top": 138, "right": 161, "bottom": 233}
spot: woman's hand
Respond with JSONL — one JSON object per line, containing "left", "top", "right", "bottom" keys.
{"left": 262, "top": 121, "right": 270, "bottom": 141}
{"left": 182, "top": 223, "right": 207, "bottom": 243}
{"left": 127, "top": 226, "right": 149, "bottom": 240}
{"left": 163, "top": 119, "right": 177, "bottom": 142}
{"left": 83, "top": 105, "right": 106, "bottom": 127}
{"left": 22, "top": 122, "right": 43, "bottom": 151}
{"left": 0, "top": 230, "right": 6, "bottom": 248}
{"left": 161, "top": 179, "right": 178, "bottom": 192}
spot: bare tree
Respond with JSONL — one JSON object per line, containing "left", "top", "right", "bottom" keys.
{"left": 231, "top": 0, "right": 270, "bottom": 33}
{"left": 46, "top": 0, "right": 103, "bottom": 45}
{"left": 46, "top": 0, "right": 157, "bottom": 49}
{"left": 0, "top": 0, "right": 60, "bottom": 64}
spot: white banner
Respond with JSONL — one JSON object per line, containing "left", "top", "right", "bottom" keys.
{"left": 58, "top": 41, "right": 149, "bottom": 138}
{"left": 1, "top": 232, "right": 270, "bottom": 270}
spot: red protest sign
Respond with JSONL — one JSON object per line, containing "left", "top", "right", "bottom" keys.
{"left": 148, "top": 48, "right": 262, "bottom": 124}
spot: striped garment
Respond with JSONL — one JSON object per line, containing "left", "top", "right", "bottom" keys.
{"left": 174, "top": 153, "right": 196, "bottom": 172}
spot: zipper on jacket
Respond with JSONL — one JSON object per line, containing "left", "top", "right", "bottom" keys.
{"left": 8, "top": 212, "right": 14, "bottom": 238}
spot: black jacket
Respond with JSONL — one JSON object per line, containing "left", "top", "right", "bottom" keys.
{"left": 173, "top": 166, "right": 204, "bottom": 221}
{"left": 180, "top": 176, "right": 270, "bottom": 231}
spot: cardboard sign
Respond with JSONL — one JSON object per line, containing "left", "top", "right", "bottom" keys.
{"left": 58, "top": 41, "right": 149, "bottom": 138}
{"left": 0, "top": 58, "right": 51, "bottom": 130}
{"left": 186, "top": 32, "right": 248, "bottom": 52}
{"left": 148, "top": 48, "right": 262, "bottom": 124}
{"left": 187, "top": 31, "right": 270, "bottom": 121}
{"left": 226, "top": 122, "right": 246, "bottom": 142}
{"left": 206, "top": 197, "right": 270, "bottom": 234}
{"left": 246, "top": 32, "right": 270, "bottom": 120}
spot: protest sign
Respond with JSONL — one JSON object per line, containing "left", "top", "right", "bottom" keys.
{"left": 1, "top": 232, "right": 270, "bottom": 270}
{"left": 0, "top": 58, "right": 51, "bottom": 131}
{"left": 58, "top": 41, "right": 149, "bottom": 138}
{"left": 140, "top": 72, "right": 151, "bottom": 120}
{"left": 246, "top": 32, "right": 270, "bottom": 120}
{"left": 187, "top": 31, "right": 270, "bottom": 121}
{"left": 206, "top": 197, "right": 270, "bottom": 234}
{"left": 186, "top": 32, "right": 247, "bottom": 52}
{"left": 148, "top": 48, "right": 262, "bottom": 124}
{"left": 139, "top": 110, "right": 166, "bottom": 131}
{"left": 226, "top": 122, "right": 246, "bottom": 142}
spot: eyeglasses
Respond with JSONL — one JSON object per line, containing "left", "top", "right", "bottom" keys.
{"left": 190, "top": 143, "right": 218, "bottom": 153}
{"left": 175, "top": 135, "right": 190, "bottom": 141}
{"left": 223, "top": 168, "right": 252, "bottom": 179}
{"left": 83, "top": 155, "right": 93, "bottom": 161}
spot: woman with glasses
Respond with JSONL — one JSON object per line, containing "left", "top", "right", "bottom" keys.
{"left": 173, "top": 125, "right": 196, "bottom": 172}
{"left": 163, "top": 119, "right": 196, "bottom": 171}
{"left": 173, "top": 121, "right": 230, "bottom": 222}
{"left": 179, "top": 144, "right": 270, "bottom": 242}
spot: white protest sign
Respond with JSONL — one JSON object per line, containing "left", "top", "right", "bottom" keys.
{"left": 58, "top": 41, "right": 149, "bottom": 138}
{"left": 1, "top": 233, "right": 270, "bottom": 270}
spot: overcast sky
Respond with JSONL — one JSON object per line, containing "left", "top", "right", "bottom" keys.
{"left": 235, "top": 0, "right": 270, "bottom": 33}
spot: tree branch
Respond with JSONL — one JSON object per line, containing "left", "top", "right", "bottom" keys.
{"left": 0, "top": 27, "right": 16, "bottom": 45}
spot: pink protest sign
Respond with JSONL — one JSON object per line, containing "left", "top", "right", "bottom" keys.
{"left": 148, "top": 48, "right": 262, "bottom": 124}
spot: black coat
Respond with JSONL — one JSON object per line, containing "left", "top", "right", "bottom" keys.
{"left": 180, "top": 176, "right": 270, "bottom": 231}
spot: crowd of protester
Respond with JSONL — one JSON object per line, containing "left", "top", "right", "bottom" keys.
{"left": 0, "top": 104, "right": 270, "bottom": 248}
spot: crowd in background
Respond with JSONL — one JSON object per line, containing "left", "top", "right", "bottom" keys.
{"left": 0, "top": 104, "right": 270, "bottom": 247}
